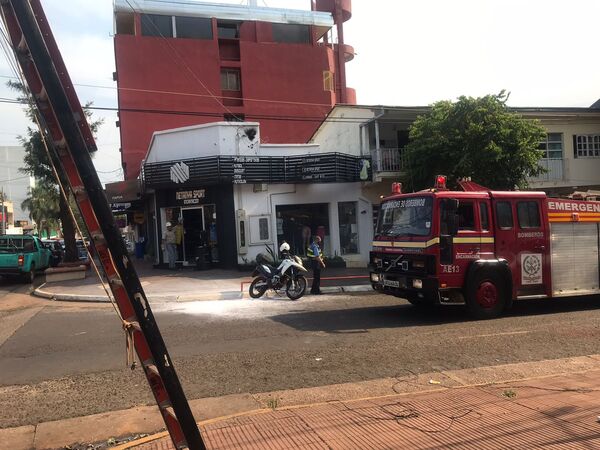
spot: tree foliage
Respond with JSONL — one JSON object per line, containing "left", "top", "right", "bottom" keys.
{"left": 8, "top": 81, "right": 103, "bottom": 261}
{"left": 21, "top": 182, "right": 60, "bottom": 238}
{"left": 404, "top": 91, "right": 547, "bottom": 191}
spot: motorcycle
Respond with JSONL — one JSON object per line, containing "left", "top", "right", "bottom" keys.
{"left": 249, "top": 243, "right": 308, "bottom": 300}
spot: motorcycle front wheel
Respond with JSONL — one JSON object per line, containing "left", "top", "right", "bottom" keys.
{"left": 286, "top": 275, "right": 307, "bottom": 300}
{"left": 249, "top": 276, "right": 268, "bottom": 298}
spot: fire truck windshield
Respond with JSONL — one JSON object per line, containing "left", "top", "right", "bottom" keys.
{"left": 376, "top": 196, "right": 433, "bottom": 237}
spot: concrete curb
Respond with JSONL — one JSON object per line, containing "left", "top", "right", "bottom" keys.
{"left": 5, "top": 354, "right": 600, "bottom": 450}
{"left": 31, "top": 284, "right": 375, "bottom": 303}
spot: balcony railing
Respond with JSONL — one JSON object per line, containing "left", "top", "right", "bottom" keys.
{"left": 371, "top": 147, "right": 406, "bottom": 173}
{"left": 529, "top": 158, "right": 564, "bottom": 182}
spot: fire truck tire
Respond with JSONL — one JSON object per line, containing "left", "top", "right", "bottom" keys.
{"left": 466, "top": 269, "right": 507, "bottom": 319}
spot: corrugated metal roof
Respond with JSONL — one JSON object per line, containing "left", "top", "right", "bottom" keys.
{"left": 114, "top": 0, "right": 334, "bottom": 27}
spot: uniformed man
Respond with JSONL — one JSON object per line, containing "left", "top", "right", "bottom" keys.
{"left": 307, "top": 235, "right": 324, "bottom": 295}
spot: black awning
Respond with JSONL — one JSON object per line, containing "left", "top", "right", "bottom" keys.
{"left": 143, "top": 153, "right": 372, "bottom": 189}
{"left": 105, "top": 179, "right": 142, "bottom": 203}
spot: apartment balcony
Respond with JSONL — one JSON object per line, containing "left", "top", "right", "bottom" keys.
{"left": 371, "top": 147, "right": 406, "bottom": 181}
{"left": 529, "top": 158, "right": 564, "bottom": 183}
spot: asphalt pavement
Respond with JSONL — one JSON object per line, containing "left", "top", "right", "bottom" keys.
{"left": 2, "top": 290, "right": 600, "bottom": 430}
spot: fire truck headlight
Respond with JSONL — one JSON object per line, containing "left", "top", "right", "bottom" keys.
{"left": 412, "top": 279, "right": 423, "bottom": 289}
{"left": 370, "top": 273, "right": 381, "bottom": 283}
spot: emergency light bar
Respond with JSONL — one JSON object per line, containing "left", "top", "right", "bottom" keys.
{"left": 435, "top": 175, "right": 447, "bottom": 190}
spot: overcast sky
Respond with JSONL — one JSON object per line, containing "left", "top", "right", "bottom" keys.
{"left": 0, "top": 0, "right": 598, "bottom": 186}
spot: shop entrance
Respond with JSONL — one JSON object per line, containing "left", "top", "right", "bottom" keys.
{"left": 182, "top": 207, "right": 205, "bottom": 264}
{"left": 276, "top": 203, "right": 330, "bottom": 256}
{"left": 161, "top": 204, "right": 219, "bottom": 266}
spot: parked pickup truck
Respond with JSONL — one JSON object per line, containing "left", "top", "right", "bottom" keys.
{"left": 0, "top": 235, "right": 51, "bottom": 283}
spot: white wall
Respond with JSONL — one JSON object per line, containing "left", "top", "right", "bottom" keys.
{"left": 529, "top": 119, "right": 600, "bottom": 190}
{"left": 233, "top": 182, "right": 373, "bottom": 267}
{"left": 310, "top": 106, "right": 375, "bottom": 156}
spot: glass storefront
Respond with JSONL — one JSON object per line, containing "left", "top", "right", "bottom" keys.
{"left": 338, "top": 201, "right": 359, "bottom": 255}
{"left": 160, "top": 204, "right": 218, "bottom": 265}
{"left": 275, "top": 203, "right": 330, "bottom": 256}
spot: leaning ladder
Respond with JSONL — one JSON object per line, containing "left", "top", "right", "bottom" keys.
{"left": 0, "top": 1, "right": 206, "bottom": 448}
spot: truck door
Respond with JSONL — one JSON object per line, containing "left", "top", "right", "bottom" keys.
{"left": 515, "top": 199, "right": 548, "bottom": 296}
{"left": 493, "top": 198, "right": 548, "bottom": 297}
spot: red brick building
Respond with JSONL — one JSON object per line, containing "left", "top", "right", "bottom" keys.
{"left": 113, "top": 0, "right": 355, "bottom": 180}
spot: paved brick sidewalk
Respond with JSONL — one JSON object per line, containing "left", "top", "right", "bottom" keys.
{"left": 132, "top": 370, "right": 600, "bottom": 449}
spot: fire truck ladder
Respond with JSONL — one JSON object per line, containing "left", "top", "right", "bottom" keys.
{"left": 0, "top": 1, "right": 205, "bottom": 448}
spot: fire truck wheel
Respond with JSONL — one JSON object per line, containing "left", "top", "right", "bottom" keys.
{"left": 466, "top": 269, "right": 507, "bottom": 319}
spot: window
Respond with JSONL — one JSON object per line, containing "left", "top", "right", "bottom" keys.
{"left": 259, "top": 218, "right": 269, "bottom": 241}
{"left": 457, "top": 202, "right": 475, "bottom": 231}
{"left": 272, "top": 23, "right": 310, "bottom": 44}
{"left": 479, "top": 203, "right": 489, "bottom": 231}
{"left": 338, "top": 202, "right": 358, "bottom": 255}
{"left": 538, "top": 133, "right": 563, "bottom": 159}
{"left": 496, "top": 201, "right": 513, "bottom": 229}
{"left": 217, "top": 21, "right": 240, "bottom": 39}
{"left": 575, "top": 134, "right": 600, "bottom": 158}
{"left": 115, "top": 12, "right": 135, "bottom": 35}
{"left": 141, "top": 14, "right": 173, "bottom": 37}
{"left": 221, "top": 69, "right": 241, "bottom": 91}
{"left": 517, "top": 201, "right": 541, "bottom": 229}
{"left": 323, "top": 71, "right": 334, "bottom": 92}
{"left": 175, "top": 16, "right": 212, "bottom": 40}
{"left": 224, "top": 113, "right": 245, "bottom": 122}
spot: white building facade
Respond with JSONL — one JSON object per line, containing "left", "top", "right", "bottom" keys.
{"left": 142, "top": 122, "right": 373, "bottom": 268}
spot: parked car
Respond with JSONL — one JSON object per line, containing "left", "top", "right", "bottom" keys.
{"left": 42, "top": 239, "right": 63, "bottom": 267}
{"left": 54, "top": 238, "right": 90, "bottom": 261}
{"left": 0, "top": 235, "right": 52, "bottom": 283}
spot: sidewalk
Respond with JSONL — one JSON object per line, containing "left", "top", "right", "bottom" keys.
{"left": 4, "top": 355, "right": 600, "bottom": 449}
{"left": 130, "top": 369, "right": 600, "bottom": 450}
{"left": 32, "top": 260, "right": 372, "bottom": 302}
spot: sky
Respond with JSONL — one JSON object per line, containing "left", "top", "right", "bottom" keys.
{"left": 0, "top": 0, "right": 598, "bottom": 187}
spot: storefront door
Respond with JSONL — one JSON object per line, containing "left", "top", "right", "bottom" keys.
{"left": 181, "top": 207, "right": 205, "bottom": 264}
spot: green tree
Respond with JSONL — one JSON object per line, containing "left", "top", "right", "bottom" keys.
{"left": 21, "top": 182, "right": 60, "bottom": 238}
{"left": 404, "top": 91, "right": 547, "bottom": 191}
{"left": 9, "top": 81, "right": 103, "bottom": 261}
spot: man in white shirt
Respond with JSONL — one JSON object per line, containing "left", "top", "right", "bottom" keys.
{"left": 162, "top": 222, "right": 177, "bottom": 270}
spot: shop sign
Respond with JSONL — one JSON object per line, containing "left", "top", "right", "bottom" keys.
{"left": 170, "top": 162, "right": 190, "bottom": 184}
{"left": 134, "top": 211, "right": 145, "bottom": 224}
{"left": 301, "top": 156, "right": 327, "bottom": 181}
{"left": 232, "top": 156, "right": 260, "bottom": 184}
{"left": 176, "top": 189, "right": 205, "bottom": 205}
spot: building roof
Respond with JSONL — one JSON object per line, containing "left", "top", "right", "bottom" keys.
{"left": 113, "top": 0, "right": 334, "bottom": 28}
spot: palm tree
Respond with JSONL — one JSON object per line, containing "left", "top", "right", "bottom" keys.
{"left": 21, "top": 183, "right": 60, "bottom": 238}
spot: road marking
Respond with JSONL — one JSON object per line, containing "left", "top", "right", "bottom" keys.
{"left": 458, "top": 330, "right": 531, "bottom": 340}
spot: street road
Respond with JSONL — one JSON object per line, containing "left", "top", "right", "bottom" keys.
{"left": 2, "top": 290, "right": 600, "bottom": 428}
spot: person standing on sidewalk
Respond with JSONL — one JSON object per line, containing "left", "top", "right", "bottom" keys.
{"left": 307, "top": 235, "right": 324, "bottom": 295}
{"left": 162, "top": 222, "right": 177, "bottom": 270}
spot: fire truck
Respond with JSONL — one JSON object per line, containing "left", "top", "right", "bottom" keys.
{"left": 370, "top": 176, "right": 600, "bottom": 319}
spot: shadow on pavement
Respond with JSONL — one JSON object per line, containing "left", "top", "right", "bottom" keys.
{"left": 270, "top": 295, "right": 600, "bottom": 333}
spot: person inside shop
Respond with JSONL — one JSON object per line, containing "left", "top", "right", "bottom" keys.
{"left": 162, "top": 222, "right": 178, "bottom": 270}
{"left": 175, "top": 218, "right": 184, "bottom": 261}
{"left": 307, "top": 235, "right": 324, "bottom": 295}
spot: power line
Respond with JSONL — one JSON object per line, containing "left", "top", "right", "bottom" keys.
{"left": 0, "top": 174, "right": 31, "bottom": 184}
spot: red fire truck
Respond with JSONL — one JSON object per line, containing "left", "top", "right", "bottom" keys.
{"left": 370, "top": 176, "right": 600, "bottom": 319}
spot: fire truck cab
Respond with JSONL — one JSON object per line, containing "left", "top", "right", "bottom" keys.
{"left": 370, "top": 177, "right": 600, "bottom": 319}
